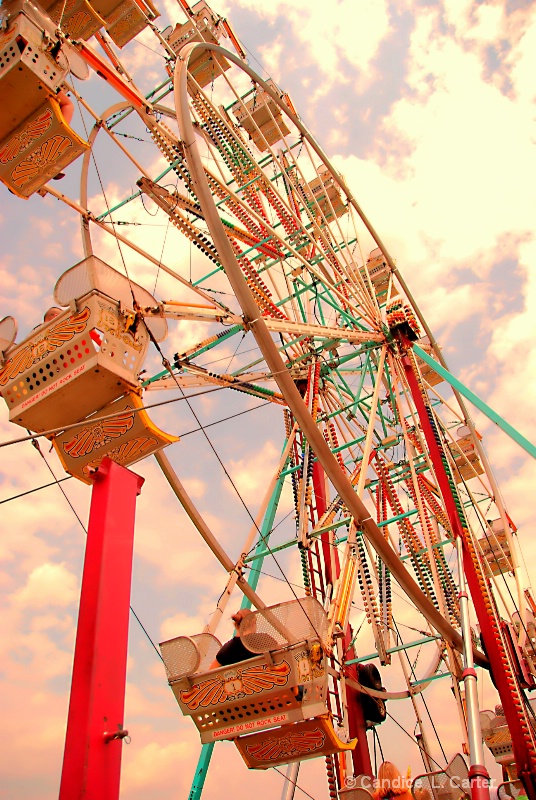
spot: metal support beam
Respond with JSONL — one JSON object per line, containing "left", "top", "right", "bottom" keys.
{"left": 346, "top": 636, "right": 440, "bottom": 665}
{"left": 188, "top": 743, "right": 214, "bottom": 800}
{"left": 413, "top": 343, "right": 536, "bottom": 461}
{"left": 311, "top": 462, "right": 372, "bottom": 780}
{"left": 455, "top": 537, "right": 490, "bottom": 800}
{"left": 59, "top": 458, "right": 144, "bottom": 800}
{"left": 155, "top": 451, "right": 267, "bottom": 612}
{"left": 281, "top": 762, "right": 300, "bottom": 800}
{"left": 400, "top": 341, "right": 535, "bottom": 797}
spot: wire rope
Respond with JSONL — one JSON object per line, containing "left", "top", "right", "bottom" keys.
{"left": 20, "top": 436, "right": 165, "bottom": 661}
{"left": 272, "top": 766, "right": 321, "bottom": 800}
{"left": 393, "top": 618, "right": 448, "bottom": 763}
{"left": 0, "top": 383, "right": 273, "bottom": 450}
{"left": 28, "top": 433, "right": 86, "bottom": 531}
{"left": 146, "top": 334, "right": 329, "bottom": 641}
{"left": 0, "top": 476, "right": 72, "bottom": 505}
{"left": 373, "top": 725, "right": 385, "bottom": 762}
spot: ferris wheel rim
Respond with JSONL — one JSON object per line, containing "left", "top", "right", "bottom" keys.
{"left": 171, "top": 41, "right": 487, "bottom": 670}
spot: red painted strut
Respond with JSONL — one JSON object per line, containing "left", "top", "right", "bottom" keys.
{"left": 59, "top": 458, "right": 144, "bottom": 800}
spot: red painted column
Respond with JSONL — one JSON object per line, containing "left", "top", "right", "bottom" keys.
{"left": 397, "top": 347, "right": 497, "bottom": 800}
{"left": 59, "top": 458, "right": 144, "bottom": 800}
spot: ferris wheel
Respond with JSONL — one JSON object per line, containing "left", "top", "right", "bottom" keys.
{"left": 0, "top": 0, "right": 535, "bottom": 799}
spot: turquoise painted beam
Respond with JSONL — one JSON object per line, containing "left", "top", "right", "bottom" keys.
{"left": 413, "top": 344, "right": 536, "bottom": 460}
{"left": 96, "top": 157, "right": 178, "bottom": 220}
{"left": 345, "top": 635, "right": 440, "bottom": 665}
{"left": 188, "top": 743, "right": 214, "bottom": 800}
{"left": 244, "top": 508, "right": 424, "bottom": 564}
{"left": 241, "top": 469, "right": 287, "bottom": 602}
{"left": 411, "top": 671, "right": 462, "bottom": 687}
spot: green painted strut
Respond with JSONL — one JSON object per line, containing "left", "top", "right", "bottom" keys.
{"left": 188, "top": 744, "right": 214, "bottom": 800}
{"left": 413, "top": 344, "right": 536, "bottom": 460}
{"left": 345, "top": 635, "right": 440, "bottom": 665}
{"left": 244, "top": 508, "right": 423, "bottom": 564}
{"left": 241, "top": 467, "right": 287, "bottom": 599}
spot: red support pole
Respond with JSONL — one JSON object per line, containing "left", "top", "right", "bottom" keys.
{"left": 397, "top": 346, "right": 513, "bottom": 800}
{"left": 59, "top": 458, "right": 144, "bottom": 800}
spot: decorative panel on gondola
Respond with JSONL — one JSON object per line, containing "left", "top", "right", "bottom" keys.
{"left": 52, "top": 390, "right": 179, "bottom": 483}
{"left": 0, "top": 0, "right": 90, "bottom": 197}
{"left": 159, "top": 598, "right": 355, "bottom": 768}
{"left": 234, "top": 714, "right": 355, "bottom": 770}
{"left": 165, "top": 0, "right": 230, "bottom": 88}
{"left": 0, "top": 256, "right": 167, "bottom": 432}
{"left": 39, "top": 0, "right": 105, "bottom": 40}
{"left": 0, "top": 291, "right": 148, "bottom": 431}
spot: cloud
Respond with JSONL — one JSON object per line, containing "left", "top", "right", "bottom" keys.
{"left": 121, "top": 738, "right": 199, "bottom": 797}
{"left": 181, "top": 475, "right": 207, "bottom": 498}
{"left": 225, "top": 0, "right": 390, "bottom": 87}
{"left": 159, "top": 608, "right": 208, "bottom": 641}
{"left": 10, "top": 562, "right": 79, "bottom": 609}
{"left": 131, "top": 460, "right": 222, "bottom": 589}
{"left": 224, "top": 439, "right": 290, "bottom": 505}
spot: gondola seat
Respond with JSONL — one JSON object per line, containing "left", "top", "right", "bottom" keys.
{"left": 165, "top": 0, "right": 230, "bottom": 88}
{"left": 96, "top": 0, "right": 159, "bottom": 48}
{"left": 52, "top": 390, "right": 179, "bottom": 483}
{"left": 38, "top": 0, "right": 159, "bottom": 46}
{"left": 305, "top": 165, "right": 348, "bottom": 223}
{"left": 160, "top": 598, "right": 357, "bottom": 769}
{"left": 448, "top": 425, "right": 484, "bottom": 484}
{"left": 0, "top": 256, "right": 166, "bottom": 433}
{"left": 411, "top": 753, "right": 470, "bottom": 800}
{"left": 0, "top": 0, "right": 90, "bottom": 197}
{"left": 39, "top": 0, "right": 105, "bottom": 41}
{"left": 231, "top": 81, "right": 291, "bottom": 152}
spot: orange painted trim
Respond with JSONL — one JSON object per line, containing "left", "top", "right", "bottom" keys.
{"left": 77, "top": 42, "right": 145, "bottom": 109}
{"left": 164, "top": 301, "right": 218, "bottom": 309}
{"left": 221, "top": 19, "right": 246, "bottom": 59}
{"left": 177, "top": 0, "right": 194, "bottom": 17}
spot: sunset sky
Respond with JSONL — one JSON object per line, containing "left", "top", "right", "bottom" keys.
{"left": 0, "top": 0, "right": 535, "bottom": 798}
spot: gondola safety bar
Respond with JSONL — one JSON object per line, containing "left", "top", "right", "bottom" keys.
{"left": 145, "top": 303, "right": 239, "bottom": 324}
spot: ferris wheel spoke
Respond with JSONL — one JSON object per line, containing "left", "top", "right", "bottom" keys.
{"left": 185, "top": 82, "right": 383, "bottom": 332}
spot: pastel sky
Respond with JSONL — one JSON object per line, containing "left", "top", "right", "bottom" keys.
{"left": 0, "top": 0, "right": 535, "bottom": 798}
